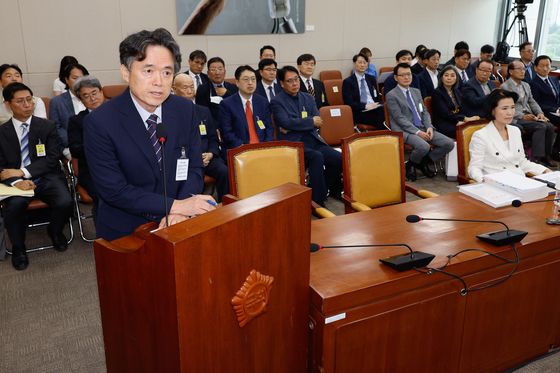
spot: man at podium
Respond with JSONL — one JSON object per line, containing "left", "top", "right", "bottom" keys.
{"left": 84, "top": 28, "right": 216, "bottom": 240}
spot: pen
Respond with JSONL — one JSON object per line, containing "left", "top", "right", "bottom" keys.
{"left": 190, "top": 193, "right": 218, "bottom": 207}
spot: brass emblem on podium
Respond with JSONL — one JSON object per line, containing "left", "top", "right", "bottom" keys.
{"left": 231, "top": 270, "right": 274, "bottom": 327}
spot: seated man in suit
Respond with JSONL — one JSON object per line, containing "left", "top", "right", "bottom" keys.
{"left": 49, "top": 63, "right": 89, "bottom": 157}
{"left": 84, "top": 28, "right": 216, "bottom": 241}
{"left": 256, "top": 45, "right": 276, "bottom": 81}
{"left": 0, "top": 64, "right": 47, "bottom": 124}
{"left": 530, "top": 55, "right": 560, "bottom": 126}
{"left": 383, "top": 50, "right": 423, "bottom": 95}
{"left": 519, "top": 42, "right": 536, "bottom": 82}
{"left": 255, "top": 59, "right": 281, "bottom": 102}
{"left": 219, "top": 65, "right": 274, "bottom": 150}
{"left": 386, "top": 63, "right": 454, "bottom": 181}
{"left": 460, "top": 59, "right": 497, "bottom": 117}
{"left": 501, "top": 60, "right": 557, "bottom": 167}
{"left": 342, "top": 53, "right": 385, "bottom": 130}
{"left": 271, "top": 65, "right": 342, "bottom": 205}
{"left": 183, "top": 49, "right": 209, "bottom": 90}
{"left": 68, "top": 76, "right": 105, "bottom": 222}
{"left": 0, "top": 82, "right": 73, "bottom": 270}
{"left": 417, "top": 49, "right": 441, "bottom": 98}
{"left": 411, "top": 44, "right": 428, "bottom": 75}
{"left": 195, "top": 57, "right": 237, "bottom": 121}
{"left": 174, "top": 73, "right": 229, "bottom": 201}
{"left": 297, "top": 54, "right": 329, "bottom": 109}
{"left": 442, "top": 41, "right": 469, "bottom": 67}
{"left": 454, "top": 49, "right": 474, "bottom": 85}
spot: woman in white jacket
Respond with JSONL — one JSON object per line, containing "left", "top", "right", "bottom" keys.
{"left": 468, "top": 89, "right": 551, "bottom": 182}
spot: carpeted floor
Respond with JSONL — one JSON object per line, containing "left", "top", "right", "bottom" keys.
{"left": 0, "top": 175, "right": 559, "bottom": 372}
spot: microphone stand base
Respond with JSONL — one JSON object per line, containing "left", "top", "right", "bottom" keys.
{"left": 380, "top": 251, "right": 435, "bottom": 271}
{"left": 546, "top": 217, "right": 560, "bottom": 225}
{"left": 477, "top": 229, "right": 528, "bottom": 246}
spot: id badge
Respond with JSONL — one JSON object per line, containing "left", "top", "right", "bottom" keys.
{"left": 199, "top": 123, "right": 207, "bottom": 136}
{"left": 302, "top": 111, "right": 308, "bottom": 118}
{"left": 36, "top": 143, "right": 46, "bottom": 157}
{"left": 257, "top": 119, "right": 265, "bottom": 129}
{"left": 176, "top": 147, "right": 189, "bottom": 181}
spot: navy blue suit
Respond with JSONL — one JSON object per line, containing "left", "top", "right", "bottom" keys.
{"left": 84, "top": 89, "right": 204, "bottom": 240}
{"left": 195, "top": 81, "right": 238, "bottom": 121}
{"left": 193, "top": 104, "right": 228, "bottom": 201}
{"left": 270, "top": 91, "right": 342, "bottom": 203}
{"left": 460, "top": 78, "right": 496, "bottom": 117}
{"left": 431, "top": 86, "right": 466, "bottom": 139}
{"left": 530, "top": 75, "right": 560, "bottom": 124}
{"left": 299, "top": 77, "right": 329, "bottom": 108}
{"left": 219, "top": 93, "right": 274, "bottom": 150}
{"left": 342, "top": 73, "right": 385, "bottom": 129}
{"left": 417, "top": 69, "right": 439, "bottom": 98}
{"left": 254, "top": 81, "right": 282, "bottom": 102}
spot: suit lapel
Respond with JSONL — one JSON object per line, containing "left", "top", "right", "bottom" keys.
{"left": 487, "top": 122, "right": 513, "bottom": 161}
{"left": 63, "top": 92, "right": 74, "bottom": 115}
{"left": 3, "top": 120, "right": 22, "bottom": 165}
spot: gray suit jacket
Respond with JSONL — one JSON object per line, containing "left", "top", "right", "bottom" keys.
{"left": 386, "top": 86, "right": 432, "bottom": 140}
{"left": 49, "top": 91, "right": 75, "bottom": 147}
{"left": 500, "top": 78, "right": 543, "bottom": 123}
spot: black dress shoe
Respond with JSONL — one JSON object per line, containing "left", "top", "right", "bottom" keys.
{"left": 49, "top": 231, "right": 68, "bottom": 252}
{"left": 418, "top": 157, "right": 436, "bottom": 178}
{"left": 11, "top": 250, "right": 29, "bottom": 271}
{"left": 405, "top": 161, "right": 417, "bottom": 181}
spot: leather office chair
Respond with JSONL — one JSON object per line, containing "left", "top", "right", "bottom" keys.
{"left": 224, "top": 141, "right": 335, "bottom": 218}
{"left": 319, "top": 105, "right": 355, "bottom": 147}
{"left": 224, "top": 78, "right": 236, "bottom": 85}
{"left": 456, "top": 120, "right": 488, "bottom": 184}
{"left": 323, "top": 79, "right": 344, "bottom": 106}
{"left": 102, "top": 84, "right": 128, "bottom": 99}
{"left": 423, "top": 96, "right": 433, "bottom": 117}
{"left": 341, "top": 131, "right": 437, "bottom": 214}
{"left": 319, "top": 70, "right": 342, "bottom": 81}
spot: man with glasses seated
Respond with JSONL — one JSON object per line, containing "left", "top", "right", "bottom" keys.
{"left": 219, "top": 66, "right": 274, "bottom": 150}
{"left": 297, "top": 54, "right": 329, "bottom": 109}
{"left": 461, "top": 59, "right": 497, "bottom": 117}
{"left": 386, "top": 63, "right": 454, "bottom": 181}
{"left": 195, "top": 57, "right": 238, "bottom": 121}
{"left": 271, "top": 65, "right": 342, "bottom": 205}
{"left": 255, "top": 59, "right": 281, "bottom": 102}
{"left": 519, "top": 42, "right": 536, "bottom": 82}
{"left": 501, "top": 60, "right": 557, "bottom": 167}
{"left": 0, "top": 83, "right": 73, "bottom": 270}
{"left": 68, "top": 76, "right": 105, "bottom": 222}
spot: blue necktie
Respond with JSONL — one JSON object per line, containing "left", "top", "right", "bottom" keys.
{"left": 146, "top": 114, "right": 162, "bottom": 166}
{"left": 405, "top": 90, "right": 423, "bottom": 128}
{"left": 20, "top": 123, "right": 30, "bottom": 167}
{"left": 268, "top": 85, "right": 275, "bottom": 101}
{"left": 359, "top": 78, "right": 368, "bottom": 104}
{"left": 195, "top": 75, "right": 202, "bottom": 87}
{"left": 461, "top": 71, "right": 468, "bottom": 83}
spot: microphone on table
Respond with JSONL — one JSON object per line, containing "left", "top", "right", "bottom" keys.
{"left": 156, "top": 123, "right": 169, "bottom": 227}
{"left": 310, "top": 242, "right": 435, "bottom": 272}
{"left": 511, "top": 198, "right": 560, "bottom": 207}
{"left": 405, "top": 214, "right": 527, "bottom": 246}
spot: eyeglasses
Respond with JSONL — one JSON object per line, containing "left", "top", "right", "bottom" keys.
{"left": 209, "top": 67, "right": 224, "bottom": 73}
{"left": 300, "top": 61, "right": 315, "bottom": 67}
{"left": 477, "top": 68, "right": 493, "bottom": 74}
{"left": 284, "top": 78, "right": 300, "bottom": 84}
{"left": 81, "top": 89, "right": 101, "bottom": 101}
{"left": 239, "top": 77, "right": 257, "bottom": 83}
{"left": 12, "top": 96, "right": 34, "bottom": 106}
{"left": 262, "top": 67, "right": 277, "bottom": 72}
{"left": 397, "top": 73, "right": 412, "bottom": 77}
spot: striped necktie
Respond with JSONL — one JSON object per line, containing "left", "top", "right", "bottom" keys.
{"left": 307, "top": 79, "right": 315, "bottom": 96}
{"left": 146, "top": 114, "right": 162, "bottom": 166}
{"left": 20, "top": 123, "right": 31, "bottom": 167}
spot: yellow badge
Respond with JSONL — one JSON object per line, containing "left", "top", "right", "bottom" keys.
{"left": 257, "top": 120, "right": 265, "bottom": 129}
{"left": 36, "top": 143, "right": 46, "bottom": 157}
{"left": 301, "top": 111, "right": 308, "bottom": 118}
{"left": 322, "top": 93, "right": 325, "bottom": 102}
{"left": 199, "top": 123, "right": 207, "bottom": 136}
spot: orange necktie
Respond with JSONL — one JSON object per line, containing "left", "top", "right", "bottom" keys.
{"left": 245, "top": 100, "right": 259, "bottom": 144}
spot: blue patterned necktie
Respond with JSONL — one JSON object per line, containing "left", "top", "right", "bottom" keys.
{"left": 405, "top": 90, "right": 423, "bottom": 128}
{"left": 20, "top": 123, "right": 31, "bottom": 167}
{"left": 146, "top": 114, "right": 162, "bottom": 166}
{"left": 360, "top": 78, "right": 368, "bottom": 104}
{"left": 268, "top": 85, "right": 275, "bottom": 101}
{"left": 195, "top": 75, "right": 202, "bottom": 87}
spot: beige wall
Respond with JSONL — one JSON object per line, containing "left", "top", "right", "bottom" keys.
{"left": 0, "top": 0, "right": 501, "bottom": 97}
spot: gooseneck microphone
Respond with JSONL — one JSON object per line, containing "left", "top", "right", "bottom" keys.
{"left": 156, "top": 123, "right": 169, "bottom": 227}
{"left": 511, "top": 198, "right": 560, "bottom": 207}
{"left": 310, "top": 242, "right": 435, "bottom": 271}
{"left": 406, "top": 214, "right": 528, "bottom": 246}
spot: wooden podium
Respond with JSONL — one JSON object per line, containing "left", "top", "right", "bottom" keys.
{"left": 94, "top": 183, "right": 311, "bottom": 373}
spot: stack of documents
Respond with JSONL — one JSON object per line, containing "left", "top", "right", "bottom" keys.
{"left": 0, "top": 184, "right": 34, "bottom": 202}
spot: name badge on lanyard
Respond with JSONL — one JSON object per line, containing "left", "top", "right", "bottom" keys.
{"left": 176, "top": 147, "right": 189, "bottom": 181}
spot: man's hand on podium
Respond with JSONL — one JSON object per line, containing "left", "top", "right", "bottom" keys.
{"left": 170, "top": 194, "right": 217, "bottom": 218}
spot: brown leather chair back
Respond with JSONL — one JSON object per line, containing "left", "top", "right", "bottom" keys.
{"left": 319, "top": 105, "right": 355, "bottom": 146}
{"left": 319, "top": 70, "right": 342, "bottom": 81}
{"left": 102, "top": 84, "right": 128, "bottom": 99}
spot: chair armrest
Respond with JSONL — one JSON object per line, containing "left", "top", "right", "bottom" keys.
{"left": 311, "top": 201, "right": 336, "bottom": 218}
{"left": 221, "top": 194, "right": 239, "bottom": 205}
{"left": 405, "top": 184, "right": 438, "bottom": 199}
{"left": 350, "top": 201, "right": 371, "bottom": 212}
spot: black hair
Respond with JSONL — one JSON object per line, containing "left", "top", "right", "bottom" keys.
{"left": 454, "top": 49, "right": 471, "bottom": 59}
{"left": 519, "top": 41, "right": 533, "bottom": 53}
{"left": 207, "top": 56, "right": 225, "bottom": 69}
{"left": 260, "top": 45, "right": 276, "bottom": 57}
{"left": 481, "top": 44, "right": 495, "bottom": 54}
{"left": 58, "top": 56, "right": 78, "bottom": 83}
{"left": 277, "top": 65, "right": 299, "bottom": 82}
{"left": 352, "top": 53, "right": 369, "bottom": 63}
{"left": 437, "top": 65, "right": 459, "bottom": 89}
{"left": 234, "top": 65, "right": 256, "bottom": 80}
{"left": 395, "top": 49, "right": 413, "bottom": 62}
{"left": 359, "top": 47, "right": 372, "bottom": 57}
{"left": 454, "top": 41, "right": 469, "bottom": 51}
{"left": 423, "top": 49, "right": 441, "bottom": 60}
{"left": 258, "top": 59, "right": 277, "bottom": 71}
{"left": 119, "top": 28, "right": 181, "bottom": 72}
{"left": 62, "top": 63, "right": 89, "bottom": 89}
{"left": 476, "top": 59, "right": 494, "bottom": 68}
{"left": 189, "top": 50, "right": 207, "bottom": 62}
{"left": 2, "top": 82, "right": 33, "bottom": 102}
{"left": 0, "top": 64, "right": 23, "bottom": 79}
{"left": 393, "top": 62, "right": 412, "bottom": 76}
{"left": 484, "top": 89, "right": 519, "bottom": 120}
{"left": 297, "top": 53, "right": 316, "bottom": 65}
{"left": 414, "top": 44, "right": 427, "bottom": 57}
{"left": 534, "top": 55, "right": 552, "bottom": 67}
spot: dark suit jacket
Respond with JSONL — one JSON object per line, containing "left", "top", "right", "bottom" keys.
{"left": 255, "top": 81, "right": 282, "bottom": 102}
{"left": 270, "top": 91, "right": 325, "bottom": 148}
{"left": 68, "top": 109, "right": 93, "bottom": 191}
{"left": 530, "top": 75, "right": 560, "bottom": 114}
{"left": 83, "top": 89, "right": 204, "bottom": 240}
{"left": 49, "top": 91, "right": 75, "bottom": 147}
{"left": 460, "top": 78, "right": 496, "bottom": 117}
{"left": 299, "top": 77, "right": 329, "bottom": 108}
{"left": 219, "top": 93, "right": 274, "bottom": 149}
{"left": 184, "top": 70, "right": 210, "bottom": 86}
{"left": 193, "top": 104, "right": 220, "bottom": 156}
{"left": 195, "top": 81, "right": 238, "bottom": 121}
{"left": 342, "top": 73, "right": 381, "bottom": 114}
{"left": 523, "top": 63, "right": 537, "bottom": 82}
{"left": 431, "top": 86, "right": 466, "bottom": 138}
{"left": 0, "top": 116, "right": 63, "bottom": 185}
{"left": 417, "top": 68, "right": 439, "bottom": 98}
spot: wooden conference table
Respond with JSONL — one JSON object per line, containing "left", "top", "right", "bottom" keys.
{"left": 308, "top": 192, "right": 560, "bottom": 373}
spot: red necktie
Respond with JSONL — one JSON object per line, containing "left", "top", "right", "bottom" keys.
{"left": 245, "top": 101, "right": 259, "bottom": 144}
